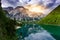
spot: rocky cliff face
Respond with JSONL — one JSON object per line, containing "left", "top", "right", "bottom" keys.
{"left": 3, "top": 6, "right": 44, "bottom": 21}
{"left": 3, "top": 7, "right": 13, "bottom": 12}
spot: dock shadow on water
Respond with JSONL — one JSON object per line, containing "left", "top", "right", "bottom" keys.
{"left": 16, "top": 23, "right": 56, "bottom": 40}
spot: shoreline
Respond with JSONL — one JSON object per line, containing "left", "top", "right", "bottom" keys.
{"left": 38, "top": 23, "right": 60, "bottom": 26}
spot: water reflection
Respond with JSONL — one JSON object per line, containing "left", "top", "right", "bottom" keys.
{"left": 16, "top": 24, "right": 55, "bottom": 40}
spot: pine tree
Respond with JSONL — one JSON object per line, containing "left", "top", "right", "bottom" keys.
{"left": 0, "top": 0, "right": 17, "bottom": 40}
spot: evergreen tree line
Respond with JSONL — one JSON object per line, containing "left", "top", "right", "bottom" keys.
{"left": 0, "top": 0, "right": 18, "bottom": 40}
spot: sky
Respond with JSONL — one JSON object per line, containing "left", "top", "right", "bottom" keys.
{"left": 1, "top": 0, "right": 60, "bottom": 8}
{"left": 1, "top": 0, "right": 60, "bottom": 17}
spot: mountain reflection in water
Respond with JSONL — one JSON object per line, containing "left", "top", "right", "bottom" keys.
{"left": 16, "top": 24, "right": 56, "bottom": 40}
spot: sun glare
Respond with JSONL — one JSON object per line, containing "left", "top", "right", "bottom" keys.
{"left": 24, "top": 4, "right": 45, "bottom": 13}
{"left": 21, "top": 4, "right": 46, "bottom": 17}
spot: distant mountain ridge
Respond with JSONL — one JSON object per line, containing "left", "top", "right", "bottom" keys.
{"left": 3, "top": 7, "right": 13, "bottom": 12}
{"left": 3, "top": 6, "right": 43, "bottom": 21}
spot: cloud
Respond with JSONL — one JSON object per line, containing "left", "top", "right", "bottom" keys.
{"left": 1, "top": 0, "right": 12, "bottom": 7}
{"left": 1, "top": 0, "right": 20, "bottom": 8}
{"left": 19, "top": 0, "right": 56, "bottom": 8}
{"left": 1, "top": 0, "right": 60, "bottom": 8}
{"left": 42, "top": 0, "right": 56, "bottom": 8}
{"left": 6, "top": 0, "right": 19, "bottom": 5}
{"left": 24, "top": 32, "right": 55, "bottom": 40}
{"left": 55, "top": 0, "right": 60, "bottom": 4}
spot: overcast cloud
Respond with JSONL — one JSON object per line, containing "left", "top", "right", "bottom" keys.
{"left": 1, "top": 0, "right": 60, "bottom": 8}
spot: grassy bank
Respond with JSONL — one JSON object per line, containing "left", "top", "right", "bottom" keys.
{"left": 38, "top": 5, "right": 60, "bottom": 25}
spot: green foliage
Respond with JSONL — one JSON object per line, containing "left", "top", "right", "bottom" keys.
{"left": 0, "top": 1, "right": 17, "bottom": 40}
{"left": 38, "top": 5, "right": 60, "bottom": 25}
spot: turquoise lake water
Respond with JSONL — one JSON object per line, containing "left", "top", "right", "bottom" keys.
{"left": 16, "top": 23, "right": 56, "bottom": 40}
